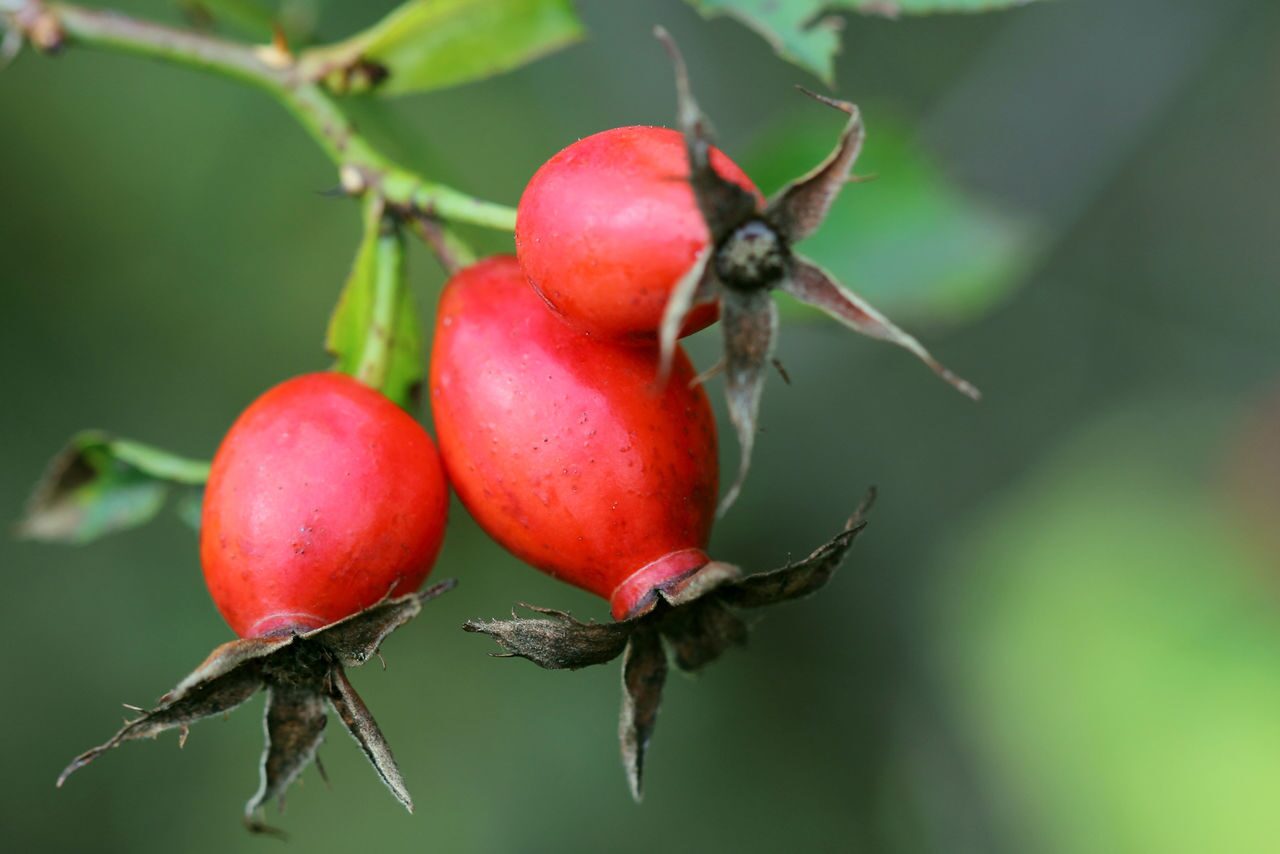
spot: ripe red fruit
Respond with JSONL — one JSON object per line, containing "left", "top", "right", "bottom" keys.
{"left": 432, "top": 256, "right": 870, "bottom": 799}
{"left": 431, "top": 255, "right": 717, "bottom": 620}
{"left": 517, "top": 30, "right": 979, "bottom": 516}
{"left": 202, "top": 372, "right": 448, "bottom": 637}
{"left": 516, "top": 125, "right": 760, "bottom": 343}
{"left": 60, "top": 372, "right": 454, "bottom": 832}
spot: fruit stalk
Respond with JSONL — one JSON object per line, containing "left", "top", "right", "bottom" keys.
{"left": 355, "top": 205, "right": 406, "bottom": 393}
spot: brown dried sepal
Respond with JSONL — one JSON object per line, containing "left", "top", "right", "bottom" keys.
{"left": 655, "top": 27, "right": 979, "bottom": 515}
{"left": 58, "top": 580, "right": 455, "bottom": 833}
{"left": 466, "top": 490, "right": 874, "bottom": 801}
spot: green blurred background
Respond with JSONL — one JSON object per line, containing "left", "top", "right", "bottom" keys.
{"left": 3, "top": 0, "right": 1279, "bottom": 851}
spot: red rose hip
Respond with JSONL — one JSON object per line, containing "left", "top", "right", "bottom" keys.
{"left": 434, "top": 256, "right": 871, "bottom": 799}
{"left": 202, "top": 372, "right": 448, "bottom": 637}
{"left": 516, "top": 125, "right": 760, "bottom": 343}
{"left": 60, "top": 372, "right": 455, "bottom": 832}
{"left": 517, "top": 31, "right": 979, "bottom": 516}
{"left": 430, "top": 255, "right": 717, "bottom": 619}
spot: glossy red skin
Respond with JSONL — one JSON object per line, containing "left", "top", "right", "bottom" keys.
{"left": 430, "top": 256, "right": 719, "bottom": 619}
{"left": 516, "top": 126, "right": 761, "bottom": 342}
{"left": 201, "top": 373, "right": 448, "bottom": 638}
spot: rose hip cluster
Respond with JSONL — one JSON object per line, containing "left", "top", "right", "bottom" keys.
{"left": 56, "top": 29, "right": 971, "bottom": 828}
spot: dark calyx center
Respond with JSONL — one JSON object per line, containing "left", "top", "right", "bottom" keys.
{"left": 714, "top": 218, "right": 789, "bottom": 291}
{"left": 261, "top": 638, "right": 333, "bottom": 688}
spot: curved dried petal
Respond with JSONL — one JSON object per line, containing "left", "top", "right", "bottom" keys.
{"left": 654, "top": 26, "right": 758, "bottom": 239}
{"left": 164, "top": 635, "right": 292, "bottom": 703}
{"left": 784, "top": 257, "right": 980, "bottom": 400}
{"left": 657, "top": 249, "right": 717, "bottom": 386}
{"left": 464, "top": 606, "right": 634, "bottom": 670}
{"left": 309, "top": 581, "right": 454, "bottom": 667}
{"left": 326, "top": 667, "right": 412, "bottom": 813}
{"left": 244, "top": 686, "right": 328, "bottom": 828}
{"left": 766, "top": 90, "right": 865, "bottom": 244}
{"left": 719, "top": 290, "right": 780, "bottom": 516}
{"left": 721, "top": 488, "right": 876, "bottom": 608}
{"left": 620, "top": 626, "right": 668, "bottom": 803}
{"left": 58, "top": 655, "right": 266, "bottom": 787}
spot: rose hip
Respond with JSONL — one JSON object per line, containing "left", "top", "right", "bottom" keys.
{"left": 432, "top": 256, "right": 871, "bottom": 799}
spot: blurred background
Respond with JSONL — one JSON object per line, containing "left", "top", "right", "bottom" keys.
{"left": 3, "top": 0, "right": 1279, "bottom": 851}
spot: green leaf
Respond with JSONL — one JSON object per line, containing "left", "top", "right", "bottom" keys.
{"left": 325, "top": 198, "right": 423, "bottom": 409}
{"left": 684, "top": 0, "right": 1044, "bottom": 83}
{"left": 304, "top": 0, "right": 585, "bottom": 96}
{"left": 743, "top": 109, "right": 1040, "bottom": 325}
{"left": 684, "top": 1, "right": 843, "bottom": 85}
{"left": 19, "top": 431, "right": 210, "bottom": 544}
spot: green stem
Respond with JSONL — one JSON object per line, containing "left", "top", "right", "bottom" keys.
{"left": 354, "top": 206, "right": 405, "bottom": 392}
{"left": 3, "top": 0, "right": 516, "bottom": 231}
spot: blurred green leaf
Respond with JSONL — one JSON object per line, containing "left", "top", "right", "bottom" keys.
{"left": 934, "top": 410, "right": 1280, "bottom": 854}
{"left": 744, "top": 109, "right": 1039, "bottom": 325}
{"left": 685, "top": 0, "right": 1044, "bottom": 83}
{"left": 19, "top": 431, "right": 209, "bottom": 544}
{"left": 304, "top": 0, "right": 584, "bottom": 96}
{"left": 325, "top": 199, "right": 422, "bottom": 409}
{"left": 684, "top": 0, "right": 843, "bottom": 85}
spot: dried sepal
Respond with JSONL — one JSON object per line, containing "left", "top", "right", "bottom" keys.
{"left": 326, "top": 667, "right": 412, "bottom": 812}
{"left": 60, "top": 582, "right": 451, "bottom": 829}
{"left": 721, "top": 489, "right": 875, "bottom": 609}
{"left": 468, "top": 497, "right": 874, "bottom": 800}
{"left": 766, "top": 90, "right": 865, "bottom": 244}
{"left": 58, "top": 646, "right": 269, "bottom": 787}
{"left": 719, "top": 291, "right": 780, "bottom": 516}
{"left": 163, "top": 635, "right": 292, "bottom": 702}
{"left": 463, "top": 605, "right": 635, "bottom": 670}
{"left": 649, "top": 30, "right": 977, "bottom": 511}
{"left": 783, "top": 258, "right": 980, "bottom": 400}
{"left": 619, "top": 626, "right": 668, "bottom": 803}
{"left": 657, "top": 596, "right": 748, "bottom": 672}
{"left": 654, "top": 26, "right": 757, "bottom": 240}
{"left": 309, "top": 581, "right": 454, "bottom": 666}
{"left": 657, "top": 247, "right": 716, "bottom": 386}
{"left": 244, "top": 685, "right": 328, "bottom": 831}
